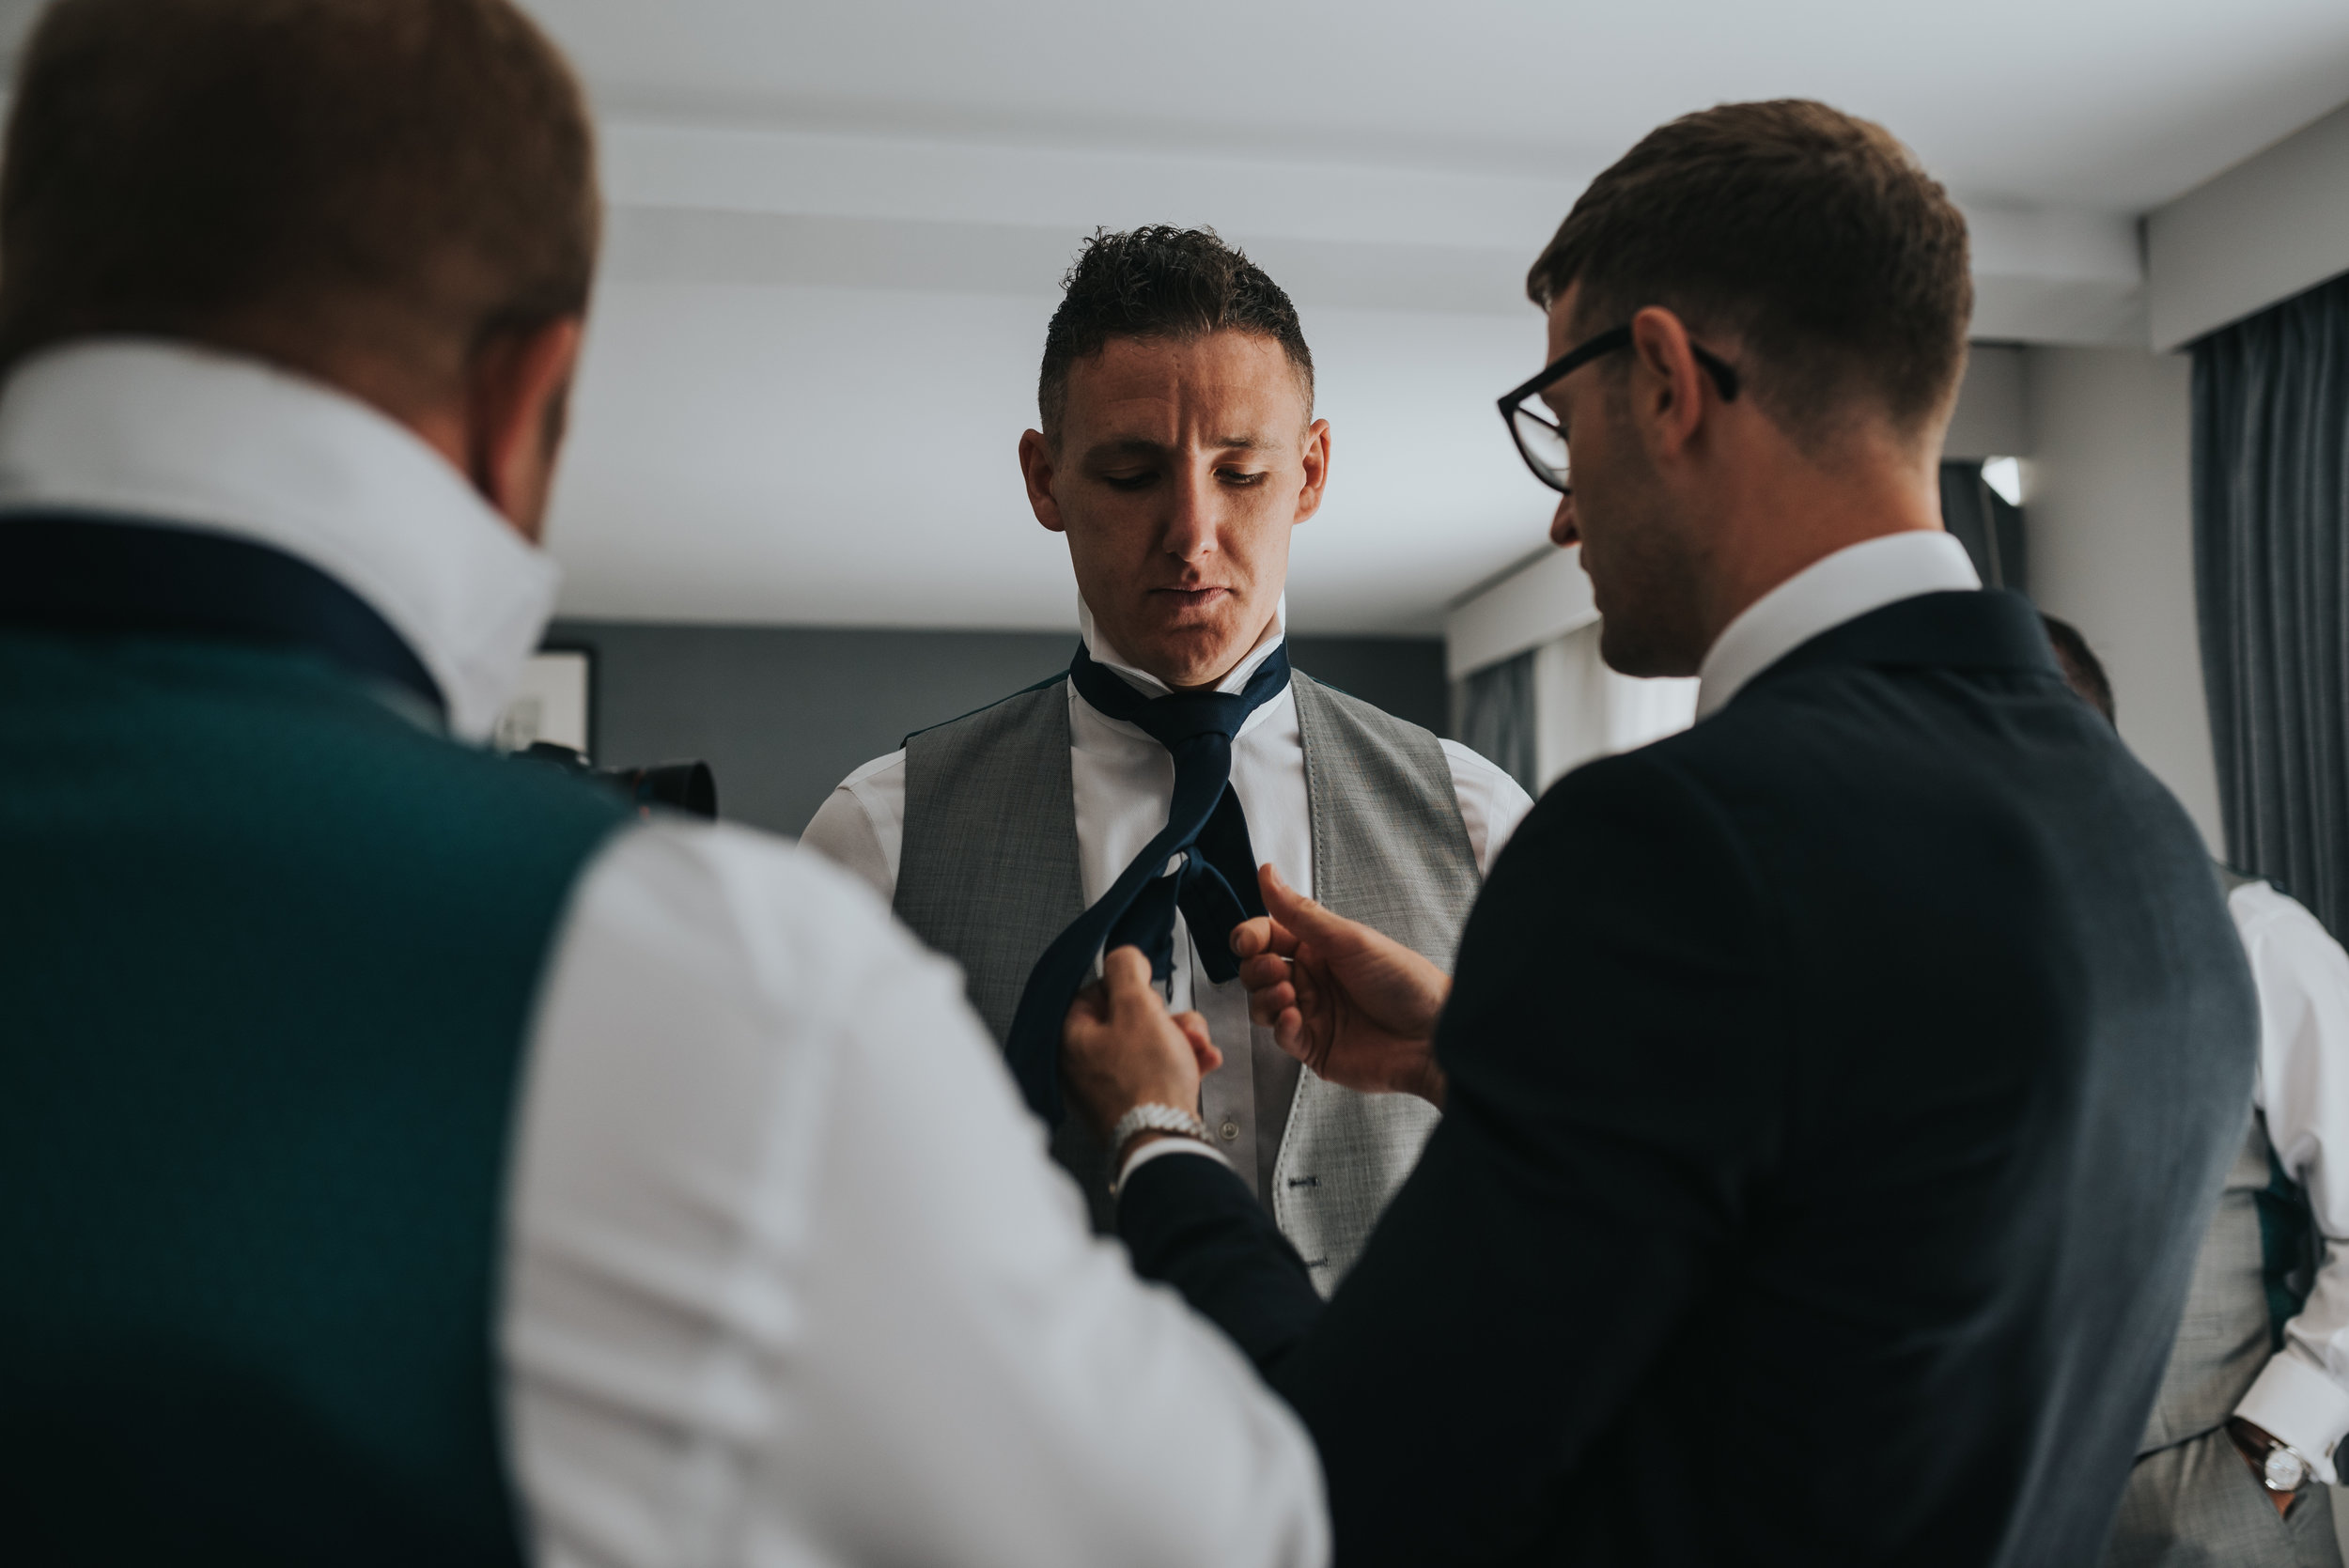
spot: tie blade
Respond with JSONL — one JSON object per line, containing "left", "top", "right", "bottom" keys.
{"left": 1002, "top": 642, "right": 1292, "bottom": 1125}
{"left": 1109, "top": 872, "right": 1182, "bottom": 986}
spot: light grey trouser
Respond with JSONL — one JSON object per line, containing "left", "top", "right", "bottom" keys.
{"left": 2103, "top": 1428, "right": 2341, "bottom": 1568}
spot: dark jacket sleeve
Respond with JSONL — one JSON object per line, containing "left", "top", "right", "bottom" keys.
{"left": 1117, "top": 1151, "right": 1326, "bottom": 1369}
{"left": 1120, "top": 746, "right": 1788, "bottom": 1566}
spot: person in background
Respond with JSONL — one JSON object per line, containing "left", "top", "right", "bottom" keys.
{"left": 2046, "top": 614, "right": 2349, "bottom": 1568}
{"left": 0, "top": 4, "right": 1327, "bottom": 1564}
{"left": 1060, "top": 100, "right": 2257, "bottom": 1567}
{"left": 801, "top": 226, "right": 1532, "bottom": 1278}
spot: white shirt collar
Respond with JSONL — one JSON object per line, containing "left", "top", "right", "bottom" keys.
{"left": 1696, "top": 531, "right": 1982, "bottom": 719}
{"left": 0, "top": 338, "right": 558, "bottom": 741}
{"left": 1078, "top": 592, "right": 1289, "bottom": 699}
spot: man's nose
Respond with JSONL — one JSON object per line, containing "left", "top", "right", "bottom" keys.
{"left": 1549, "top": 493, "right": 1579, "bottom": 548}
{"left": 1163, "top": 467, "right": 1219, "bottom": 562}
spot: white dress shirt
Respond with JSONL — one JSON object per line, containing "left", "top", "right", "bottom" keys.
{"left": 1696, "top": 529, "right": 1983, "bottom": 719}
{"left": 2227, "top": 879, "right": 2349, "bottom": 1481}
{"left": 0, "top": 339, "right": 1330, "bottom": 1568}
{"left": 801, "top": 599, "right": 1534, "bottom": 1202}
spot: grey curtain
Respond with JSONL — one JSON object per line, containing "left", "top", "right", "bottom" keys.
{"left": 1457, "top": 648, "right": 1537, "bottom": 794}
{"left": 1938, "top": 461, "right": 2027, "bottom": 592}
{"left": 2193, "top": 270, "right": 2349, "bottom": 933}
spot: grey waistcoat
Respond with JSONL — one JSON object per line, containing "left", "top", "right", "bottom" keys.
{"left": 2134, "top": 1110, "right": 2290, "bottom": 1457}
{"left": 2135, "top": 869, "right": 2315, "bottom": 1460}
{"left": 894, "top": 670, "right": 1483, "bottom": 1291}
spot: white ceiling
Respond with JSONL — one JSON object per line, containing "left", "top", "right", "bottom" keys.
{"left": 85, "top": 0, "right": 2349, "bottom": 634}
{"left": 521, "top": 0, "right": 2349, "bottom": 633}
{"left": 542, "top": 0, "right": 2349, "bottom": 210}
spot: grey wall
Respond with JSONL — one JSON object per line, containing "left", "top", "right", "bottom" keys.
{"left": 1944, "top": 343, "right": 2030, "bottom": 460}
{"left": 2020, "top": 344, "right": 2224, "bottom": 850}
{"left": 549, "top": 619, "right": 1449, "bottom": 837}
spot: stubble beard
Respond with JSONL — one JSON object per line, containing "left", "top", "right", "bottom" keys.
{"left": 1587, "top": 498, "right": 1709, "bottom": 679}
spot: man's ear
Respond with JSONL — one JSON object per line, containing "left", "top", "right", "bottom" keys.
{"left": 465, "top": 316, "right": 584, "bottom": 541}
{"left": 1019, "top": 427, "right": 1066, "bottom": 534}
{"left": 1293, "top": 418, "right": 1331, "bottom": 526}
{"left": 1626, "top": 305, "right": 1710, "bottom": 460}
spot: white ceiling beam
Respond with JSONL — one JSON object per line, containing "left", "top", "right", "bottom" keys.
{"left": 0, "top": 105, "right": 2155, "bottom": 335}
{"left": 1444, "top": 546, "right": 1597, "bottom": 681}
{"left": 603, "top": 121, "right": 2146, "bottom": 343}
{"left": 602, "top": 121, "right": 1585, "bottom": 255}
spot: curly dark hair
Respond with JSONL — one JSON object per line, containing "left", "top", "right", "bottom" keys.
{"left": 1037, "top": 225, "right": 1313, "bottom": 440}
{"left": 2040, "top": 613, "right": 2116, "bottom": 724}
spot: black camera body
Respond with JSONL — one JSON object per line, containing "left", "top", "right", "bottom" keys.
{"left": 521, "top": 742, "right": 717, "bottom": 820}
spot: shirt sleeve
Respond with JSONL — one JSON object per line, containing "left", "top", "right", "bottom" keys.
{"left": 2229, "top": 882, "right": 2349, "bottom": 1480}
{"left": 797, "top": 749, "right": 905, "bottom": 903}
{"left": 503, "top": 821, "right": 1329, "bottom": 1568}
{"left": 1439, "top": 737, "right": 1537, "bottom": 876}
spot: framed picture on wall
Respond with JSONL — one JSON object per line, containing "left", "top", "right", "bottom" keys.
{"left": 492, "top": 646, "right": 595, "bottom": 757}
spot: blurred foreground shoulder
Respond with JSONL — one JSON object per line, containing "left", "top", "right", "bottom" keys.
{"left": 511, "top": 815, "right": 1331, "bottom": 1568}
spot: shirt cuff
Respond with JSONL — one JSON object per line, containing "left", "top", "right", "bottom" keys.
{"left": 2236, "top": 1351, "right": 2349, "bottom": 1483}
{"left": 1115, "top": 1136, "right": 1227, "bottom": 1197}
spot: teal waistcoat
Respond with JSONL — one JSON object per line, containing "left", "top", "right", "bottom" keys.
{"left": 0, "top": 626, "right": 630, "bottom": 1565}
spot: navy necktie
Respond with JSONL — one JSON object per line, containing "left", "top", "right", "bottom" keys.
{"left": 1003, "top": 641, "right": 1292, "bottom": 1124}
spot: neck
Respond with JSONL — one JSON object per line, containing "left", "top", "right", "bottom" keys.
{"left": 1691, "top": 438, "right": 1944, "bottom": 654}
{"left": 1082, "top": 598, "right": 1287, "bottom": 696}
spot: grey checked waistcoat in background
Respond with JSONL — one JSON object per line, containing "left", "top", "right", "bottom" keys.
{"left": 894, "top": 671, "right": 1481, "bottom": 1291}
{"left": 2104, "top": 870, "right": 2340, "bottom": 1568}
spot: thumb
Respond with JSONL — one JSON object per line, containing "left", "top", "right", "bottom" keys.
{"left": 1259, "top": 863, "right": 1349, "bottom": 943}
{"left": 1100, "top": 944, "right": 1160, "bottom": 1016}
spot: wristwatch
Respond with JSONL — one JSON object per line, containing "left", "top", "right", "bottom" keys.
{"left": 2228, "top": 1417, "right": 2317, "bottom": 1494}
{"left": 1106, "top": 1102, "right": 1212, "bottom": 1195}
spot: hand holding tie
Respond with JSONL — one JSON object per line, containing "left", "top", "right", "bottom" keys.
{"left": 1062, "top": 946, "right": 1224, "bottom": 1141}
{"left": 1231, "top": 863, "right": 1453, "bottom": 1108}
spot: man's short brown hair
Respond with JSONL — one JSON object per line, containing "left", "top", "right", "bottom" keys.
{"left": 1527, "top": 100, "right": 1970, "bottom": 449}
{"left": 0, "top": 0, "right": 596, "bottom": 384}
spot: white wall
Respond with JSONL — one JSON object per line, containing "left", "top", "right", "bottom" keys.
{"left": 1943, "top": 344, "right": 2030, "bottom": 460}
{"left": 2022, "top": 345, "right": 2225, "bottom": 848}
{"left": 1526, "top": 627, "right": 1699, "bottom": 791}
{"left": 2147, "top": 99, "right": 2349, "bottom": 351}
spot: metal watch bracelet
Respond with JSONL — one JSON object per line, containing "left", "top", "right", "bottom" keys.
{"left": 1107, "top": 1103, "right": 1212, "bottom": 1194}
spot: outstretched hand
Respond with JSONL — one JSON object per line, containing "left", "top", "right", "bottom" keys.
{"left": 1063, "top": 946, "right": 1222, "bottom": 1142}
{"left": 1231, "top": 863, "right": 1451, "bottom": 1107}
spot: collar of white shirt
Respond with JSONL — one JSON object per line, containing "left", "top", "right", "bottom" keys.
{"left": 0, "top": 338, "right": 557, "bottom": 741}
{"left": 1694, "top": 531, "right": 1982, "bottom": 720}
{"left": 1077, "top": 593, "right": 1289, "bottom": 706}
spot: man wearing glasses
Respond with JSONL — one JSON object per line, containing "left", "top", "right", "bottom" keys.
{"left": 1062, "top": 101, "right": 2256, "bottom": 1565}
{"left": 803, "top": 225, "right": 1532, "bottom": 1271}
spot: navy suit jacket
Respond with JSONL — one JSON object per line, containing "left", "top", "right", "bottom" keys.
{"left": 1119, "top": 589, "right": 2256, "bottom": 1567}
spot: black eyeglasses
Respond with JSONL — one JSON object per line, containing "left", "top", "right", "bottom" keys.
{"left": 1497, "top": 324, "right": 1741, "bottom": 495}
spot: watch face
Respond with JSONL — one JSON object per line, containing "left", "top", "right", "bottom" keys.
{"left": 2263, "top": 1447, "right": 2310, "bottom": 1493}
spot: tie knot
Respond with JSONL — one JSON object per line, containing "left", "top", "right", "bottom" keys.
{"left": 1130, "top": 690, "right": 1252, "bottom": 749}
{"left": 1067, "top": 641, "right": 1292, "bottom": 751}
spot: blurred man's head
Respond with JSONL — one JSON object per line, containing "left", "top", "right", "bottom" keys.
{"left": 0, "top": 0, "right": 598, "bottom": 537}
{"left": 1019, "top": 227, "right": 1329, "bottom": 691}
{"left": 2040, "top": 613, "right": 2117, "bottom": 724}
{"left": 1520, "top": 100, "right": 1972, "bottom": 675}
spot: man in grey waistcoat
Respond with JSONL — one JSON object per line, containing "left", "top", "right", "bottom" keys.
{"left": 2046, "top": 616, "right": 2349, "bottom": 1567}
{"left": 803, "top": 226, "right": 1532, "bottom": 1285}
